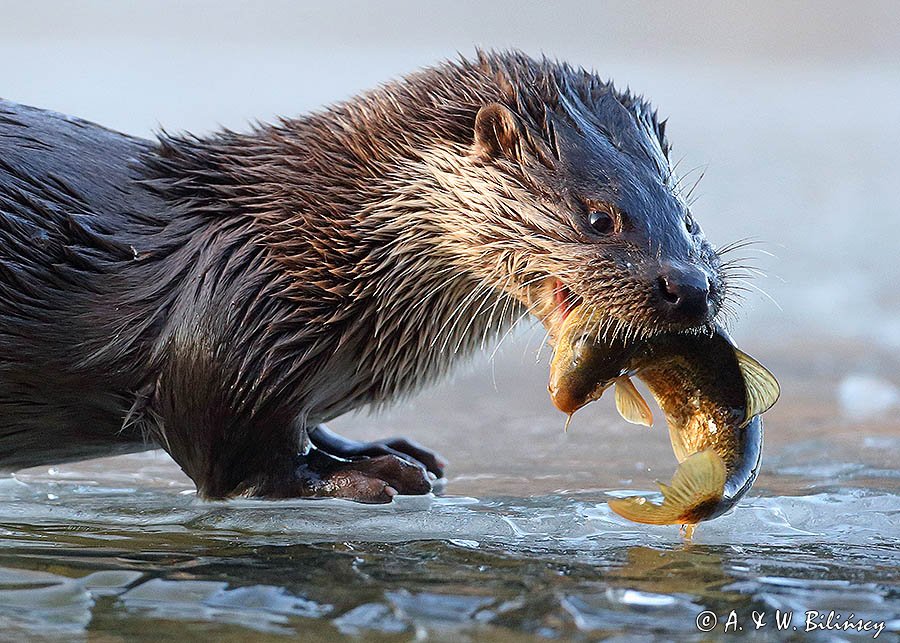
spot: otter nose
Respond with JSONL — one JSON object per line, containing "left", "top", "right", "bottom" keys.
{"left": 655, "top": 262, "right": 711, "bottom": 323}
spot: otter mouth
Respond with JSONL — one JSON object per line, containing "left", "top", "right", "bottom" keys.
{"left": 552, "top": 279, "right": 580, "bottom": 322}
{"left": 522, "top": 274, "right": 717, "bottom": 351}
{"left": 531, "top": 276, "right": 723, "bottom": 351}
{"left": 519, "top": 277, "right": 583, "bottom": 347}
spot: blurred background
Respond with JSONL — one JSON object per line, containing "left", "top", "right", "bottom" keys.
{"left": 1, "top": 2, "right": 898, "bottom": 639}
{"left": 3, "top": 0, "right": 898, "bottom": 492}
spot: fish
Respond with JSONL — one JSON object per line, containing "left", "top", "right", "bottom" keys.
{"left": 548, "top": 307, "right": 780, "bottom": 533}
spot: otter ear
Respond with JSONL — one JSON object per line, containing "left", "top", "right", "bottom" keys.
{"left": 474, "top": 103, "right": 523, "bottom": 161}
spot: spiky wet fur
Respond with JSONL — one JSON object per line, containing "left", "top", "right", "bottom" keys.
{"left": 0, "top": 50, "right": 726, "bottom": 496}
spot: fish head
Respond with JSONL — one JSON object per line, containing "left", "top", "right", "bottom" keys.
{"left": 548, "top": 305, "right": 638, "bottom": 414}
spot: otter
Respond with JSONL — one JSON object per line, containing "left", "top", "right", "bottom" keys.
{"left": 0, "top": 51, "right": 727, "bottom": 502}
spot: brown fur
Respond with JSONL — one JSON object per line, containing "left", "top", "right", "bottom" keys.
{"left": 0, "top": 50, "right": 726, "bottom": 499}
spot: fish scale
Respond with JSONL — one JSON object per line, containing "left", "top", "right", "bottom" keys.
{"left": 548, "top": 306, "right": 779, "bottom": 533}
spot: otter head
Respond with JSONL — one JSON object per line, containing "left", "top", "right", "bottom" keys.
{"left": 468, "top": 74, "right": 725, "bottom": 346}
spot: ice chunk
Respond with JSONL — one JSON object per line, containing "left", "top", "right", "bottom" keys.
{"left": 333, "top": 603, "right": 409, "bottom": 635}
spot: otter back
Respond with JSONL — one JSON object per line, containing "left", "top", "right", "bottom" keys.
{"left": 0, "top": 100, "right": 160, "bottom": 470}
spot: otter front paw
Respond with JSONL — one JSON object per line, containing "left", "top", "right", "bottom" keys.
{"left": 308, "top": 425, "right": 446, "bottom": 478}
{"left": 318, "top": 454, "right": 433, "bottom": 503}
{"left": 280, "top": 449, "right": 432, "bottom": 503}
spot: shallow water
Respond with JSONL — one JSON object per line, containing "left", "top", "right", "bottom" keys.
{"left": 3, "top": 347, "right": 899, "bottom": 641}
{"left": 2, "top": 2, "right": 900, "bottom": 641}
{"left": 1, "top": 487, "right": 898, "bottom": 641}
{"left": 2, "top": 481, "right": 898, "bottom": 641}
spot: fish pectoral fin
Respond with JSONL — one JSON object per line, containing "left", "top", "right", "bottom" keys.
{"left": 614, "top": 378, "right": 653, "bottom": 427}
{"left": 735, "top": 349, "right": 781, "bottom": 425}
{"left": 608, "top": 449, "right": 727, "bottom": 525}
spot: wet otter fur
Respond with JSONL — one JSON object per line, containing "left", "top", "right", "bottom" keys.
{"left": 0, "top": 50, "right": 727, "bottom": 501}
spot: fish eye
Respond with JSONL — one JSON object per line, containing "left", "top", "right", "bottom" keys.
{"left": 588, "top": 209, "right": 614, "bottom": 235}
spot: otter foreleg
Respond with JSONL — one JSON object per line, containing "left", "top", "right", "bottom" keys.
{"left": 151, "top": 355, "right": 435, "bottom": 502}
{"left": 308, "top": 424, "right": 446, "bottom": 478}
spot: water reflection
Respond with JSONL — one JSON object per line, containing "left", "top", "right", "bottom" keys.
{"left": 0, "top": 484, "right": 897, "bottom": 639}
{"left": 608, "top": 545, "right": 735, "bottom": 600}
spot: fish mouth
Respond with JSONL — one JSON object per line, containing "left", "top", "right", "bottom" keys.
{"left": 547, "top": 312, "right": 780, "bottom": 529}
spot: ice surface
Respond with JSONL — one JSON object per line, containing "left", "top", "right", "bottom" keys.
{"left": 0, "top": 470, "right": 897, "bottom": 640}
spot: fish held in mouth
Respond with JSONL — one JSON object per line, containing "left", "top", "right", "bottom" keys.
{"left": 548, "top": 306, "right": 780, "bottom": 529}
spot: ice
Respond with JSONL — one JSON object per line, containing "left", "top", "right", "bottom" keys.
{"left": 205, "top": 585, "right": 331, "bottom": 619}
{"left": 121, "top": 578, "right": 230, "bottom": 606}
{"left": 0, "top": 479, "right": 897, "bottom": 638}
{"left": 77, "top": 570, "right": 144, "bottom": 596}
{"left": 332, "top": 603, "right": 409, "bottom": 635}
{"left": 0, "top": 449, "right": 898, "bottom": 638}
{"left": 0, "top": 579, "right": 94, "bottom": 637}
{"left": 561, "top": 592, "right": 703, "bottom": 633}
{"left": 386, "top": 590, "right": 494, "bottom": 623}
{"left": 1, "top": 477, "right": 898, "bottom": 551}
{"left": 121, "top": 579, "right": 331, "bottom": 634}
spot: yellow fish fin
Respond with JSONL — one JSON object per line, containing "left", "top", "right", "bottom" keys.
{"left": 608, "top": 449, "right": 727, "bottom": 525}
{"left": 614, "top": 377, "right": 653, "bottom": 427}
{"left": 735, "top": 349, "right": 780, "bottom": 426}
{"left": 667, "top": 423, "right": 692, "bottom": 464}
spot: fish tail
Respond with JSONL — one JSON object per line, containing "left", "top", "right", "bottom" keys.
{"left": 608, "top": 449, "right": 726, "bottom": 525}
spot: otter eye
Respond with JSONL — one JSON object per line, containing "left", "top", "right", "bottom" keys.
{"left": 685, "top": 213, "right": 696, "bottom": 233}
{"left": 588, "top": 210, "right": 614, "bottom": 235}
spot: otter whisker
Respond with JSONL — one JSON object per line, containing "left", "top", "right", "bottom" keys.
{"left": 488, "top": 266, "right": 588, "bottom": 360}
{"left": 494, "top": 294, "right": 551, "bottom": 356}
{"left": 684, "top": 170, "right": 707, "bottom": 203}
{"left": 404, "top": 264, "right": 473, "bottom": 315}
{"left": 434, "top": 265, "right": 510, "bottom": 334}
{"left": 665, "top": 153, "right": 689, "bottom": 188}
{"left": 436, "top": 275, "right": 500, "bottom": 353}
{"left": 480, "top": 279, "right": 519, "bottom": 351}
{"left": 730, "top": 278, "right": 782, "bottom": 311}
{"left": 490, "top": 307, "right": 536, "bottom": 361}
{"left": 450, "top": 262, "right": 543, "bottom": 355}
{"left": 672, "top": 163, "right": 708, "bottom": 198}
{"left": 491, "top": 266, "right": 569, "bottom": 342}
{"left": 716, "top": 237, "right": 777, "bottom": 258}
{"left": 463, "top": 272, "right": 520, "bottom": 354}
{"left": 720, "top": 262, "right": 769, "bottom": 279}
{"left": 720, "top": 256, "right": 766, "bottom": 269}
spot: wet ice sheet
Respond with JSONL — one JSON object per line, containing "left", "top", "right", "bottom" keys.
{"left": 3, "top": 480, "right": 897, "bottom": 549}
{"left": 2, "top": 381, "right": 898, "bottom": 640}
{"left": 0, "top": 475, "right": 897, "bottom": 640}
